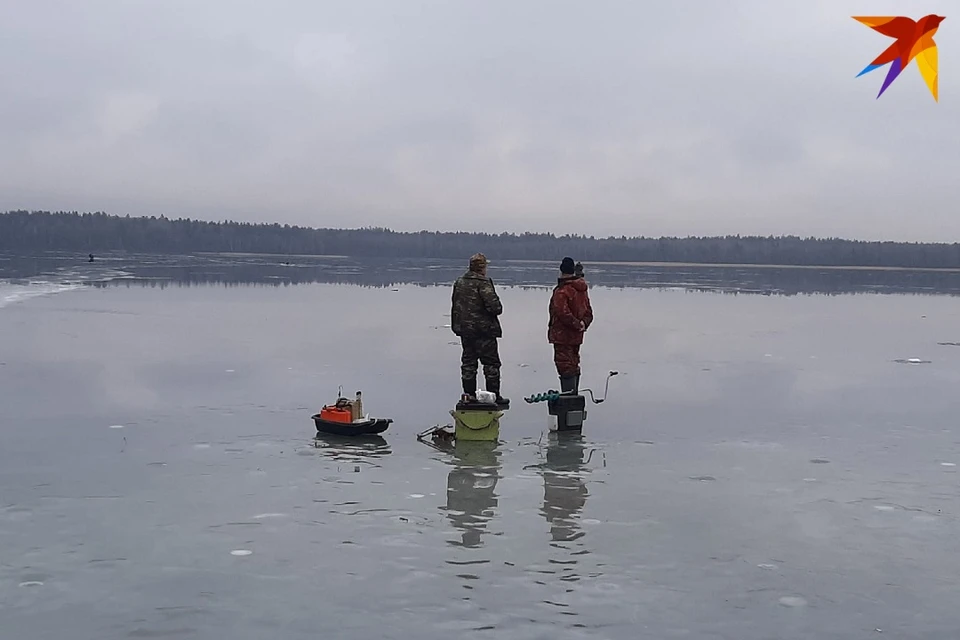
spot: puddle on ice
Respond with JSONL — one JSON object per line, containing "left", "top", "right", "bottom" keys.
{"left": 408, "top": 494, "right": 425, "bottom": 499}
{"left": 940, "top": 462, "right": 956, "bottom": 467}
{"left": 19, "top": 581, "right": 44, "bottom": 588}
{"left": 109, "top": 424, "right": 125, "bottom": 429}
{"left": 193, "top": 444, "right": 211, "bottom": 450}
{"left": 252, "top": 513, "right": 287, "bottom": 519}
{"left": 873, "top": 505, "right": 895, "bottom": 511}
{"left": 893, "top": 358, "right": 931, "bottom": 365}
{"left": 757, "top": 564, "right": 777, "bottom": 570}
{"left": 230, "top": 550, "right": 252, "bottom": 556}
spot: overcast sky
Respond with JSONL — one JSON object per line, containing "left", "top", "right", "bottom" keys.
{"left": 1, "top": 1, "right": 955, "bottom": 241}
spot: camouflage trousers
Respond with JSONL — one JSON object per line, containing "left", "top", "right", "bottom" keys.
{"left": 460, "top": 336, "right": 502, "bottom": 393}
{"left": 553, "top": 344, "right": 581, "bottom": 377}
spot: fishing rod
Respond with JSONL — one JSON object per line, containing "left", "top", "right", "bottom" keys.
{"left": 524, "top": 370, "right": 619, "bottom": 404}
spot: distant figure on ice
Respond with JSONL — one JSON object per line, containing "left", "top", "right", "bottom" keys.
{"left": 548, "top": 257, "right": 593, "bottom": 394}
{"left": 88, "top": 254, "right": 94, "bottom": 262}
{"left": 451, "top": 253, "right": 508, "bottom": 405}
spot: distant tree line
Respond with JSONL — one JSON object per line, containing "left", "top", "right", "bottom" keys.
{"left": 4, "top": 209, "right": 960, "bottom": 269}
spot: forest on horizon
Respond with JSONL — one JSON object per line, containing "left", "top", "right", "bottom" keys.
{"left": 3, "top": 209, "right": 960, "bottom": 269}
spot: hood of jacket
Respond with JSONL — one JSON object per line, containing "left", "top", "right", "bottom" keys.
{"left": 556, "top": 275, "right": 586, "bottom": 291}
{"left": 463, "top": 270, "right": 491, "bottom": 282}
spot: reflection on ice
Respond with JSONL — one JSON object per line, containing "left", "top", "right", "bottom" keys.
{"left": 438, "top": 441, "right": 502, "bottom": 549}
{"left": 540, "top": 434, "right": 590, "bottom": 544}
{"left": 313, "top": 434, "right": 392, "bottom": 461}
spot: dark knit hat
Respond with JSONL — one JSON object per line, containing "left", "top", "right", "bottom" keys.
{"left": 560, "top": 257, "right": 575, "bottom": 274}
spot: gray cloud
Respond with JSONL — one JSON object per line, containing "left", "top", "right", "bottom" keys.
{"left": 0, "top": 0, "right": 956, "bottom": 241}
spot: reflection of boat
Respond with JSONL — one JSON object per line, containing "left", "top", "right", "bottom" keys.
{"left": 440, "top": 440, "right": 502, "bottom": 548}
{"left": 541, "top": 433, "right": 589, "bottom": 542}
{"left": 313, "top": 434, "right": 392, "bottom": 459}
{"left": 311, "top": 389, "right": 393, "bottom": 436}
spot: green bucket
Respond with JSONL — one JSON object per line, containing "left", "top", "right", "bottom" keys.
{"left": 450, "top": 408, "right": 503, "bottom": 442}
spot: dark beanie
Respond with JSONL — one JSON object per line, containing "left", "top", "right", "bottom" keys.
{"left": 560, "top": 257, "right": 575, "bottom": 274}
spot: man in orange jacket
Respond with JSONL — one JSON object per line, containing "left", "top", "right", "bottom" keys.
{"left": 547, "top": 257, "right": 593, "bottom": 394}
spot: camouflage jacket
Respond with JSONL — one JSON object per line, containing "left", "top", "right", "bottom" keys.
{"left": 451, "top": 270, "right": 503, "bottom": 338}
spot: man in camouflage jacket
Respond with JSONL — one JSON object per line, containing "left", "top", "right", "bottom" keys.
{"left": 451, "top": 253, "right": 508, "bottom": 404}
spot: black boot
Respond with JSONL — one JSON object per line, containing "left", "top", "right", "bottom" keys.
{"left": 462, "top": 377, "right": 477, "bottom": 402}
{"left": 573, "top": 373, "right": 580, "bottom": 394}
{"left": 486, "top": 377, "right": 509, "bottom": 406}
{"left": 559, "top": 375, "right": 576, "bottom": 394}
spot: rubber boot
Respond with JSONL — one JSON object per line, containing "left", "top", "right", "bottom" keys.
{"left": 486, "top": 377, "right": 509, "bottom": 406}
{"left": 462, "top": 377, "right": 477, "bottom": 403}
{"left": 559, "top": 375, "right": 576, "bottom": 394}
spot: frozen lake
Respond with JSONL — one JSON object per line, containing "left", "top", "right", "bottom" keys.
{"left": 2, "top": 252, "right": 960, "bottom": 639}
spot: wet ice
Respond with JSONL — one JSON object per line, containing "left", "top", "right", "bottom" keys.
{"left": 2, "top": 254, "right": 960, "bottom": 639}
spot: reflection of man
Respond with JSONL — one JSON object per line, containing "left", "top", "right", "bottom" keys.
{"left": 442, "top": 441, "right": 502, "bottom": 548}
{"left": 451, "top": 253, "right": 508, "bottom": 405}
{"left": 541, "top": 434, "right": 589, "bottom": 542}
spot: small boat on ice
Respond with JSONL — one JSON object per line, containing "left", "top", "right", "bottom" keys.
{"left": 311, "top": 389, "right": 393, "bottom": 437}
{"left": 312, "top": 415, "right": 392, "bottom": 436}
